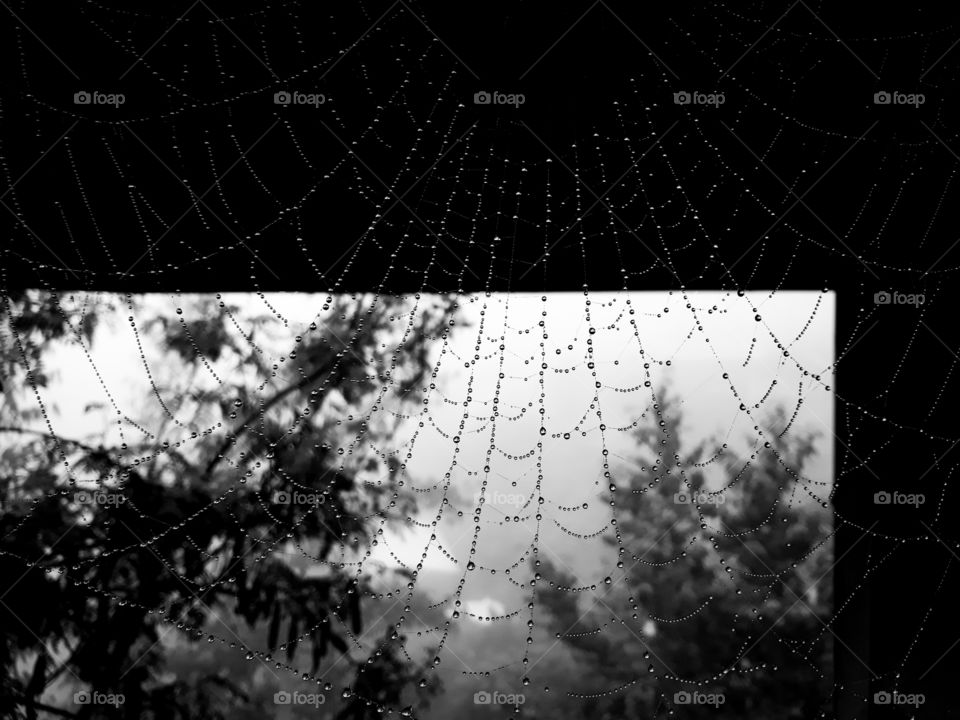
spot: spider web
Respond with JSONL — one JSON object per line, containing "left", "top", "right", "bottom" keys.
{"left": 1, "top": 1, "right": 959, "bottom": 717}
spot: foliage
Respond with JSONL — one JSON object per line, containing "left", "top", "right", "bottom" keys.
{"left": 537, "top": 390, "right": 834, "bottom": 719}
{"left": 0, "top": 291, "right": 456, "bottom": 719}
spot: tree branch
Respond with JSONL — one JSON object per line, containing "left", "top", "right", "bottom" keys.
{"left": 0, "top": 426, "right": 109, "bottom": 459}
{"left": 201, "top": 359, "right": 337, "bottom": 481}
{"left": 200, "top": 315, "right": 369, "bottom": 483}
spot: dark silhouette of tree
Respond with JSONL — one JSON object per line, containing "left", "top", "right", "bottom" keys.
{"left": 536, "top": 389, "right": 833, "bottom": 719}
{"left": 1, "top": 290, "right": 455, "bottom": 719}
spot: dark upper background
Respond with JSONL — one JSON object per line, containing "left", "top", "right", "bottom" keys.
{"left": 0, "top": 0, "right": 957, "bottom": 296}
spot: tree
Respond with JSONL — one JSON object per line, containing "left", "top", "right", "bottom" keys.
{"left": 1, "top": 290, "right": 455, "bottom": 719}
{"left": 536, "top": 389, "right": 834, "bottom": 719}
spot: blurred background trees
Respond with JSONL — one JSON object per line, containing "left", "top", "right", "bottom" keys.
{"left": 0, "top": 290, "right": 455, "bottom": 719}
{"left": 1, "top": 292, "right": 833, "bottom": 719}
{"left": 536, "top": 390, "right": 834, "bottom": 719}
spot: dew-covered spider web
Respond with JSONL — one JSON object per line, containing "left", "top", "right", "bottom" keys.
{"left": 3, "top": 288, "right": 835, "bottom": 718}
{"left": 1, "top": 1, "right": 958, "bottom": 718}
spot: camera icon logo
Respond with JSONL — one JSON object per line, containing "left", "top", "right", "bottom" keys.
{"left": 674, "top": 691, "right": 692, "bottom": 704}
{"left": 73, "top": 690, "right": 124, "bottom": 706}
{"left": 273, "top": 90, "right": 325, "bottom": 107}
{"left": 674, "top": 90, "right": 724, "bottom": 106}
{"left": 73, "top": 90, "right": 124, "bottom": 107}
{"left": 474, "top": 91, "right": 492, "bottom": 105}
{"left": 873, "top": 691, "right": 891, "bottom": 704}
{"left": 474, "top": 691, "right": 492, "bottom": 704}
{"left": 873, "top": 90, "right": 924, "bottom": 107}
{"left": 874, "top": 491, "right": 891, "bottom": 504}
{"left": 874, "top": 290, "right": 924, "bottom": 306}
{"left": 272, "top": 490, "right": 291, "bottom": 504}
{"left": 274, "top": 691, "right": 292, "bottom": 705}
